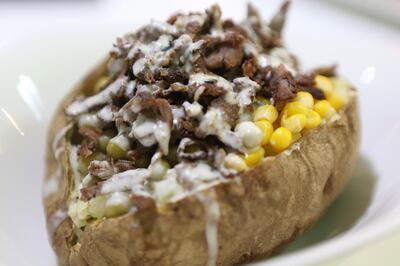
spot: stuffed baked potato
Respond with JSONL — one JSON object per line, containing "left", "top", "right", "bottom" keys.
{"left": 43, "top": 2, "right": 360, "bottom": 265}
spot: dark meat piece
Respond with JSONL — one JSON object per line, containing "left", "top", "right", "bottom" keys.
{"left": 253, "top": 65, "right": 296, "bottom": 110}
{"left": 210, "top": 97, "right": 239, "bottom": 126}
{"left": 203, "top": 32, "right": 244, "bottom": 70}
{"left": 80, "top": 184, "right": 102, "bottom": 202}
{"left": 301, "top": 86, "right": 325, "bottom": 100}
{"left": 171, "top": 117, "right": 198, "bottom": 143}
{"left": 269, "top": 1, "right": 291, "bottom": 36}
{"left": 268, "top": 65, "right": 297, "bottom": 110}
{"left": 167, "top": 11, "right": 210, "bottom": 35}
{"left": 77, "top": 143, "right": 94, "bottom": 158}
{"left": 204, "top": 45, "right": 244, "bottom": 70}
{"left": 78, "top": 127, "right": 101, "bottom": 143}
{"left": 246, "top": 4, "right": 282, "bottom": 50}
{"left": 312, "top": 64, "right": 337, "bottom": 77}
{"left": 295, "top": 73, "right": 315, "bottom": 87}
{"left": 242, "top": 57, "right": 258, "bottom": 79}
{"left": 114, "top": 160, "right": 136, "bottom": 172}
{"left": 203, "top": 4, "right": 222, "bottom": 34}
{"left": 155, "top": 69, "right": 187, "bottom": 84}
{"left": 201, "top": 83, "right": 227, "bottom": 98}
{"left": 125, "top": 91, "right": 173, "bottom": 127}
{"left": 222, "top": 19, "right": 248, "bottom": 38}
{"left": 88, "top": 160, "right": 114, "bottom": 180}
{"left": 295, "top": 73, "right": 326, "bottom": 100}
{"left": 77, "top": 127, "right": 102, "bottom": 158}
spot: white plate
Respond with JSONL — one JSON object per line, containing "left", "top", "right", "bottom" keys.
{"left": 0, "top": 1, "right": 400, "bottom": 265}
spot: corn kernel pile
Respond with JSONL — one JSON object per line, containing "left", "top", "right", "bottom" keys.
{"left": 224, "top": 75, "right": 349, "bottom": 170}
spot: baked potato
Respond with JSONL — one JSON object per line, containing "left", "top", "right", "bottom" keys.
{"left": 43, "top": 2, "right": 360, "bottom": 266}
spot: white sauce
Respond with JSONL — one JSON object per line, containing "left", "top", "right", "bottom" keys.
{"left": 172, "top": 107, "right": 185, "bottom": 127}
{"left": 183, "top": 101, "right": 203, "bottom": 118}
{"left": 101, "top": 169, "right": 150, "bottom": 194}
{"left": 198, "top": 108, "right": 242, "bottom": 150}
{"left": 243, "top": 41, "right": 259, "bottom": 57}
{"left": 125, "top": 80, "right": 137, "bottom": 98}
{"left": 131, "top": 33, "right": 203, "bottom": 77}
{"left": 257, "top": 54, "right": 269, "bottom": 68}
{"left": 174, "top": 13, "right": 207, "bottom": 32}
{"left": 189, "top": 73, "right": 233, "bottom": 92}
{"left": 149, "top": 20, "right": 178, "bottom": 36}
{"left": 233, "top": 77, "right": 260, "bottom": 112}
{"left": 176, "top": 163, "right": 223, "bottom": 190}
{"left": 66, "top": 77, "right": 126, "bottom": 116}
{"left": 196, "top": 190, "right": 220, "bottom": 266}
{"left": 153, "top": 169, "right": 185, "bottom": 203}
{"left": 268, "top": 47, "right": 298, "bottom": 75}
{"left": 97, "top": 105, "right": 115, "bottom": 123}
{"left": 130, "top": 114, "right": 170, "bottom": 155}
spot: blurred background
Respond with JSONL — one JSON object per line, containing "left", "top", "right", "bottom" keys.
{"left": 0, "top": 0, "right": 400, "bottom": 266}
{"left": 1, "top": 0, "right": 400, "bottom": 49}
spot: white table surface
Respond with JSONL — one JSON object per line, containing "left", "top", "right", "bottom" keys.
{"left": 1, "top": 0, "right": 400, "bottom": 265}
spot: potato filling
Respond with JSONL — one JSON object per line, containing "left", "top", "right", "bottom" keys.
{"left": 62, "top": 3, "right": 352, "bottom": 227}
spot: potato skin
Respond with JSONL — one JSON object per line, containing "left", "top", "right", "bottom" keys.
{"left": 43, "top": 58, "right": 360, "bottom": 266}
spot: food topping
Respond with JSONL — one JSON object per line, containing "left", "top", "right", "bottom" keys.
{"left": 62, "top": 2, "right": 352, "bottom": 226}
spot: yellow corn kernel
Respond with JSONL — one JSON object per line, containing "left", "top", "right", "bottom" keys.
{"left": 255, "top": 120, "right": 274, "bottom": 145}
{"left": 243, "top": 147, "right": 265, "bottom": 167}
{"left": 281, "top": 114, "right": 307, "bottom": 133}
{"left": 254, "top": 105, "right": 278, "bottom": 123}
{"left": 314, "top": 100, "right": 336, "bottom": 119}
{"left": 327, "top": 92, "right": 344, "bottom": 110}
{"left": 294, "top": 91, "right": 314, "bottom": 108}
{"left": 270, "top": 127, "right": 293, "bottom": 152}
{"left": 255, "top": 96, "right": 270, "bottom": 106}
{"left": 224, "top": 153, "right": 248, "bottom": 172}
{"left": 314, "top": 75, "right": 333, "bottom": 98}
{"left": 283, "top": 101, "right": 309, "bottom": 116}
{"left": 305, "top": 110, "right": 321, "bottom": 129}
{"left": 332, "top": 77, "right": 350, "bottom": 104}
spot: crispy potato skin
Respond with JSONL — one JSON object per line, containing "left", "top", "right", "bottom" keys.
{"left": 43, "top": 58, "right": 360, "bottom": 266}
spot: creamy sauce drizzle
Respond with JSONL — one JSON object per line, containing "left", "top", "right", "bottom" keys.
{"left": 66, "top": 77, "right": 126, "bottom": 116}
{"left": 43, "top": 123, "right": 73, "bottom": 198}
{"left": 130, "top": 114, "right": 170, "bottom": 155}
{"left": 196, "top": 190, "right": 220, "bottom": 266}
{"left": 198, "top": 108, "right": 242, "bottom": 150}
{"left": 101, "top": 169, "right": 150, "bottom": 194}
